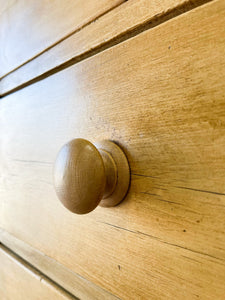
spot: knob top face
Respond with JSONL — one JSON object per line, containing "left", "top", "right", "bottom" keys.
{"left": 54, "top": 139, "right": 105, "bottom": 214}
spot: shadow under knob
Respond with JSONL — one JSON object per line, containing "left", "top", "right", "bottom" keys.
{"left": 53, "top": 138, "right": 130, "bottom": 214}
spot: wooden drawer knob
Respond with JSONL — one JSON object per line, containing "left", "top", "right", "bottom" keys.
{"left": 53, "top": 138, "right": 130, "bottom": 214}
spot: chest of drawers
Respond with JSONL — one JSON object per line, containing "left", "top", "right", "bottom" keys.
{"left": 1, "top": 1, "right": 225, "bottom": 299}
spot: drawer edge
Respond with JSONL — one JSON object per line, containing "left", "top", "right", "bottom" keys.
{"left": 0, "top": 0, "right": 213, "bottom": 97}
{"left": 0, "top": 229, "right": 119, "bottom": 300}
{"left": 0, "top": 244, "right": 76, "bottom": 300}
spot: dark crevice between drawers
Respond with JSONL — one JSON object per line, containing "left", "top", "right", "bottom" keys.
{"left": 0, "top": 243, "right": 79, "bottom": 300}
{"left": 0, "top": 0, "right": 126, "bottom": 81}
{"left": 0, "top": 230, "right": 122, "bottom": 300}
{"left": 0, "top": 0, "right": 214, "bottom": 99}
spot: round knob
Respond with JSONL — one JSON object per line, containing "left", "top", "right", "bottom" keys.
{"left": 53, "top": 138, "right": 130, "bottom": 214}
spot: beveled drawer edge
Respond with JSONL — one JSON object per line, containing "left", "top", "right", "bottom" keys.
{"left": 0, "top": 229, "right": 120, "bottom": 300}
{"left": 0, "top": 0, "right": 124, "bottom": 80}
{"left": 0, "top": 244, "right": 76, "bottom": 300}
{"left": 0, "top": 0, "right": 213, "bottom": 97}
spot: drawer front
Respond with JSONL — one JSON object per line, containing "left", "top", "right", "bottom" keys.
{"left": 0, "top": 0, "right": 201, "bottom": 96}
{"left": 0, "top": 0, "right": 123, "bottom": 78}
{"left": 0, "top": 245, "right": 75, "bottom": 300}
{"left": 1, "top": 1, "right": 225, "bottom": 299}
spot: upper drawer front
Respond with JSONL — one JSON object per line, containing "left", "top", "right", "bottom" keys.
{"left": 0, "top": 0, "right": 203, "bottom": 96}
{"left": 0, "top": 0, "right": 123, "bottom": 78}
{"left": 1, "top": 1, "right": 225, "bottom": 299}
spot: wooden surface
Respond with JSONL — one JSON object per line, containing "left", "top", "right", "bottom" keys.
{"left": 0, "top": 230, "right": 119, "bottom": 300}
{"left": 0, "top": 0, "right": 123, "bottom": 79}
{"left": 1, "top": 0, "right": 225, "bottom": 299}
{"left": 0, "top": 0, "right": 211, "bottom": 96}
{"left": 0, "top": 245, "right": 76, "bottom": 300}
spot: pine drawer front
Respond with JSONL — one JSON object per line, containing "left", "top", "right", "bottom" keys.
{"left": 0, "top": 0, "right": 124, "bottom": 78}
{"left": 0, "top": 0, "right": 205, "bottom": 96}
{"left": 0, "top": 1, "right": 225, "bottom": 299}
{"left": 0, "top": 245, "right": 75, "bottom": 300}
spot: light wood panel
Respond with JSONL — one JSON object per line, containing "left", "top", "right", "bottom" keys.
{"left": 0, "top": 230, "right": 119, "bottom": 300}
{"left": 0, "top": 245, "right": 76, "bottom": 300}
{"left": 0, "top": 0, "right": 16, "bottom": 16}
{"left": 0, "top": 0, "right": 123, "bottom": 79}
{"left": 1, "top": 1, "right": 225, "bottom": 299}
{"left": 0, "top": 0, "right": 211, "bottom": 96}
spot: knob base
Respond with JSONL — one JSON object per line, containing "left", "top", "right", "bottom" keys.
{"left": 95, "top": 141, "right": 130, "bottom": 207}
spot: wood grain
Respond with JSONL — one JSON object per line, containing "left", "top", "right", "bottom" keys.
{"left": 0, "top": 245, "right": 76, "bottom": 300}
{"left": 0, "top": 230, "right": 119, "bottom": 300}
{"left": 1, "top": 1, "right": 225, "bottom": 299}
{"left": 0, "top": 0, "right": 123, "bottom": 79}
{"left": 0, "top": 0, "right": 212, "bottom": 96}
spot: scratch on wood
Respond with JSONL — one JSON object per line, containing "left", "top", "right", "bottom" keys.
{"left": 12, "top": 159, "right": 52, "bottom": 165}
{"left": 140, "top": 192, "right": 203, "bottom": 215}
{"left": 175, "top": 186, "right": 225, "bottom": 197}
{"left": 100, "top": 221, "right": 225, "bottom": 264}
{"left": 140, "top": 191, "right": 158, "bottom": 197}
{"left": 132, "top": 173, "right": 158, "bottom": 179}
{"left": 181, "top": 255, "right": 201, "bottom": 264}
